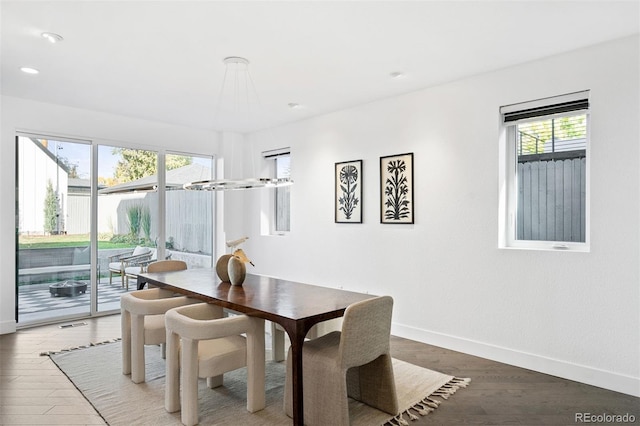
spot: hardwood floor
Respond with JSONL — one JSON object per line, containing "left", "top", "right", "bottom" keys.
{"left": 0, "top": 314, "right": 637, "bottom": 425}
{"left": 389, "top": 336, "right": 639, "bottom": 425}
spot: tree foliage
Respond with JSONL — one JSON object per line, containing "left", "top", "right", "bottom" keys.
{"left": 112, "top": 149, "right": 192, "bottom": 183}
{"left": 43, "top": 180, "right": 59, "bottom": 234}
{"left": 58, "top": 157, "right": 79, "bottom": 178}
{"left": 518, "top": 115, "right": 586, "bottom": 155}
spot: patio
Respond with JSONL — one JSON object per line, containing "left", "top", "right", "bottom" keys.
{"left": 18, "top": 278, "right": 130, "bottom": 324}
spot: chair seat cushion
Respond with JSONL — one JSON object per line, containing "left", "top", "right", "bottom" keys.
{"left": 144, "top": 314, "right": 167, "bottom": 345}
{"left": 125, "top": 266, "right": 143, "bottom": 276}
{"left": 197, "top": 336, "right": 247, "bottom": 378}
{"left": 109, "top": 262, "right": 123, "bottom": 271}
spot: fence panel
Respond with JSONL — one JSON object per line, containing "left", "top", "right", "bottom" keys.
{"left": 66, "top": 195, "right": 90, "bottom": 234}
{"left": 517, "top": 156, "right": 585, "bottom": 242}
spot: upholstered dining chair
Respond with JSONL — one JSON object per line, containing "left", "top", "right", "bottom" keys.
{"left": 132, "top": 259, "right": 186, "bottom": 288}
{"left": 146, "top": 259, "right": 186, "bottom": 273}
{"left": 284, "top": 295, "right": 398, "bottom": 425}
{"left": 120, "top": 288, "right": 198, "bottom": 383}
{"left": 164, "top": 303, "right": 266, "bottom": 426}
{"left": 270, "top": 318, "right": 342, "bottom": 362}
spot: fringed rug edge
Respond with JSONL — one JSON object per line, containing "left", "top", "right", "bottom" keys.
{"left": 40, "top": 337, "right": 121, "bottom": 357}
{"left": 385, "top": 376, "right": 471, "bottom": 426}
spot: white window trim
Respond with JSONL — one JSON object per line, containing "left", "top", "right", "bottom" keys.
{"left": 260, "top": 149, "right": 291, "bottom": 236}
{"left": 498, "top": 92, "right": 591, "bottom": 252}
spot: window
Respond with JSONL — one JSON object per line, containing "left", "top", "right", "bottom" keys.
{"left": 499, "top": 91, "right": 590, "bottom": 250}
{"left": 263, "top": 149, "right": 291, "bottom": 233}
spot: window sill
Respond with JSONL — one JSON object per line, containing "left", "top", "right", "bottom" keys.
{"left": 499, "top": 241, "right": 590, "bottom": 253}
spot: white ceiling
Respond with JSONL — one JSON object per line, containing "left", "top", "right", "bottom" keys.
{"left": 2, "top": 1, "right": 638, "bottom": 133}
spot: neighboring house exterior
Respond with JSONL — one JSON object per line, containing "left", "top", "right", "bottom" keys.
{"left": 17, "top": 138, "right": 69, "bottom": 235}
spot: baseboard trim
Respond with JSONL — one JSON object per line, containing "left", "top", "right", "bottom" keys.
{"left": 391, "top": 323, "right": 639, "bottom": 397}
{"left": 0, "top": 320, "right": 17, "bottom": 335}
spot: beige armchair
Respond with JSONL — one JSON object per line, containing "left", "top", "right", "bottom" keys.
{"left": 165, "top": 303, "right": 266, "bottom": 426}
{"left": 270, "top": 318, "right": 342, "bottom": 362}
{"left": 126, "top": 257, "right": 183, "bottom": 289}
{"left": 146, "top": 259, "right": 186, "bottom": 273}
{"left": 120, "top": 288, "right": 198, "bottom": 383}
{"left": 284, "top": 295, "right": 398, "bottom": 425}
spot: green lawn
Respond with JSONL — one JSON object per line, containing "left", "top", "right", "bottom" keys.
{"left": 18, "top": 234, "right": 135, "bottom": 249}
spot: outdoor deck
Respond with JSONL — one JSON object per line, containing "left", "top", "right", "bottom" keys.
{"left": 17, "top": 278, "right": 129, "bottom": 325}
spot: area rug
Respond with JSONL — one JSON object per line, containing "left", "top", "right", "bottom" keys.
{"left": 49, "top": 342, "right": 469, "bottom": 425}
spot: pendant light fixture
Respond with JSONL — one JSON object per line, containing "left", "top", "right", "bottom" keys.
{"left": 184, "top": 56, "right": 293, "bottom": 191}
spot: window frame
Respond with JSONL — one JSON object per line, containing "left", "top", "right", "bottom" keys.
{"left": 499, "top": 91, "right": 591, "bottom": 252}
{"left": 261, "top": 148, "right": 291, "bottom": 236}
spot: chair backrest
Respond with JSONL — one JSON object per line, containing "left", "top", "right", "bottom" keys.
{"left": 165, "top": 303, "right": 251, "bottom": 341}
{"left": 132, "top": 246, "right": 151, "bottom": 256}
{"left": 147, "top": 260, "right": 187, "bottom": 273}
{"left": 339, "top": 296, "right": 393, "bottom": 369}
{"left": 121, "top": 288, "right": 192, "bottom": 316}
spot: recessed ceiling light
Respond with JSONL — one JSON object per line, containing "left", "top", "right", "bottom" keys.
{"left": 288, "top": 103, "right": 302, "bottom": 110}
{"left": 20, "top": 67, "right": 39, "bottom": 75}
{"left": 390, "top": 71, "right": 405, "bottom": 79}
{"left": 41, "top": 32, "right": 63, "bottom": 43}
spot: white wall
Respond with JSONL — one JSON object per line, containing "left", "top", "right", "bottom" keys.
{"left": 0, "top": 97, "right": 220, "bottom": 333}
{"left": 241, "top": 36, "right": 640, "bottom": 396}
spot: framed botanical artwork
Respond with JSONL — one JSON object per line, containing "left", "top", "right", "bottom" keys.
{"left": 335, "top": 160, "right": 363, "bottom": 223}
{"left": 380, "top": 153, "right": 414, "bottom": 224}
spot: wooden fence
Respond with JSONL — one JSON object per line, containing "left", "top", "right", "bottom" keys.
{"left": 517, "top": 153, "right": 586, "bottom": 242}
{"left": 65, "top": 190, "right": 213, "bottom": 255}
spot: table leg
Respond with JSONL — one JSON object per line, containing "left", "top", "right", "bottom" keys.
{"left": 282, "top": 323, "right": 308, "bottom": 425}
{"left": 136, "top": 277, "right": 146, "bottom": 290}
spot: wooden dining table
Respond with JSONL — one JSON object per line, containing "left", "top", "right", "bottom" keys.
{"left": 137, "top": 269, "right": 374, "bottom": 425}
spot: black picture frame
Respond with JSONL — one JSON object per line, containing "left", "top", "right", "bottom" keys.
{"left": 380, "top": 153, "right": 414, "bottom": 224}
{"left": 335, "top": 160, "right": 363, "bottom": 223}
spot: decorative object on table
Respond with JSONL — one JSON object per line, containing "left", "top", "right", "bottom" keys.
{"left": 380, "top": 153, "right": 414, "bottom": 224}
{"left": 182, "top": 57, "right": 293, "bottom": 191}
{"left": 215, "top": 254, "right": 233, "bottom": 282}
{"left": 335, "top": 159, "right": 363, "bottom": 223}
{"left": 216, "top": 236, "right": 254, "bottom": 283}
{"left": 216, "top": 237, "right": 255, "bottom": 285}
{"left": 228, "top": 254, "right": 246, "bottom": 286}
{"left": 228, "top": 248, "right": 253, "bottom": 286}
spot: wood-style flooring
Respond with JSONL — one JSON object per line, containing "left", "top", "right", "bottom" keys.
{"left": 0, "top": 314, "right": 638, "bottom": 425}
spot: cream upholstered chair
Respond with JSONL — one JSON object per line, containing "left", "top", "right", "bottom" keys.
{"left": 270, "top": 318, "right": 342, "bottom": 362}
{"left": 136, "top": 259, "right": 186, "bottom": 288}
{"left": 284, "top": 296, "right": 398, "bottom": 425}
{"left": 165, "top": 303, "right": 266, "bottom": 426}
{"left": 147, "top": 259, "right": 186, "bottom": 273}
{"left": 121, "top": 288, "right": 198, "bottom": 383}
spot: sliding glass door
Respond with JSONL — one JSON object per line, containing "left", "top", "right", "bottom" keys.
{"left": 96, "top": 145, "right": 159, "bottom": 312}
{"left": 16, "top": 135, "right": 93, "bottom": 324}
{"left": 16, "top": 134, "right": 215, "bottom": 325}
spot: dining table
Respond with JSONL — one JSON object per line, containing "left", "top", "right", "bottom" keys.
{"left": 137, "top": 269, "right": 374, "bottom": 425}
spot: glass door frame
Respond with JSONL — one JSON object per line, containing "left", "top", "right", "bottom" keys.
{"left": 16, "top": 132, "right": 216, "bottom": 326}
{"left": 16, "top": 132, "right": 96, "bottom": 326}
